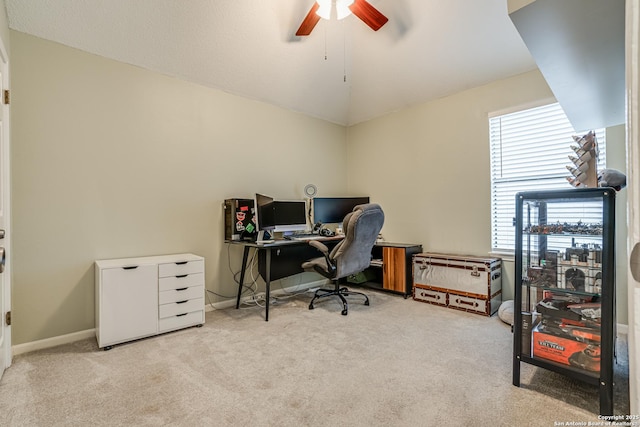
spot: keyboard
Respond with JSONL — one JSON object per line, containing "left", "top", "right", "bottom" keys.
{"left": 284, "top": 233, "right": 323, "bottom": 241}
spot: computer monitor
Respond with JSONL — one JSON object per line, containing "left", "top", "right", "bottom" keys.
{"left": 254, "top": 193, "right": 274, "bottom": 231}
{"left": 312, "top": 197, "right": 370, "bottom": 224}
{"left": 258, "top": 200, "right": 308, "bottom": 233}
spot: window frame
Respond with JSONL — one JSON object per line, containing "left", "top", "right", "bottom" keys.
{"left": 489, "top": 101, "right": 607, "bottom": 255}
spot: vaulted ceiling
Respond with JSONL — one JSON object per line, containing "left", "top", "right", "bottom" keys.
{"left": 5, "top": 0, "right": 537, "bottom": 126}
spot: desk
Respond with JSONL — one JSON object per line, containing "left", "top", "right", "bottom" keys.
{"left": 227, "top": 237, "right": 342, "bottom": 321}
{"left": 226, "top": 239, "right": 421, "bottom": 320}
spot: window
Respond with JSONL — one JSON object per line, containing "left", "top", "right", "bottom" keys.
{"left": 489, "top": 102, "right": 606, "bottom": 253}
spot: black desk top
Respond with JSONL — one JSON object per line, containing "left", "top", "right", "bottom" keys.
{"left": 225, "top": 235, "right": 343, "bottom": 248}
{"left": 225, "top": 238, "right": 422, "bottom": 249}
{"left": 374, "top": 242, "right": 422, "bottom": 248}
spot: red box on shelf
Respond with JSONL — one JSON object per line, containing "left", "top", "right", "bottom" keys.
{"left": 532, "top": 326, "right": 600, "bottom": 372}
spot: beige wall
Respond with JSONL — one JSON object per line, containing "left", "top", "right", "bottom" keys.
{"left": 10, "top": 31, "right": 347, "bottom": 345}
{"left": 9, "top": 32, "right": 630, "bottom": 346}
{"left": 607, "top": 124, "right": 630, "bottom": 328}
{"left": 346, "top": 70, "right": 554, "bottom": 254}
{"left": 346, "top": 70, "right": 629, "bottom": 323}
{"left": 507, "top": 0, "right": 536, "bottom": 14}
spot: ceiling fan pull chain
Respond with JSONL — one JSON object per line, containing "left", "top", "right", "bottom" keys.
{"left": 343, "top": 25, "right": 347, "bottom": 82}
{"left": 324, "top": 25, "right": 328, "bottom": 60}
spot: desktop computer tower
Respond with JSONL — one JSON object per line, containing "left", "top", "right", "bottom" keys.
{"left": 224, "top": 198, "right": 257, "bottom": 241}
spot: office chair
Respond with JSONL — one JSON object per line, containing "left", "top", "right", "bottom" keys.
{"left": 302, "top": 203, "right": 384, "bottom": 315}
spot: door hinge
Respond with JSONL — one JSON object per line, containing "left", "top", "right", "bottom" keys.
{"left": 3, "top": 90, "right": 9, "bottom": 105}
{"left": 5, "top": 311, "right": 10, "bottom": 326}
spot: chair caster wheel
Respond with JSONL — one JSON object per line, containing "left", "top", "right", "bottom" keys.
{"left": 341, "top": 309, "right": 348, "bottom": 315}
{"left": 364, "top": 300, "right": 370, "bottom": 306}
{"left": 309, "top": 304, "right": 314, "bottom": 310}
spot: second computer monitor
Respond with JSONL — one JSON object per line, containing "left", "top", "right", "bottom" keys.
{"left": 312, "top": 197, "right": 370, "bottom": 224}
{"left": 258, "top": 199, "right": 307, "bottom": 233}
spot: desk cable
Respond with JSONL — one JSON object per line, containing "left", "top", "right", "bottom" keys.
{"left": 204, "top": 245, "right": 260, "bottom": 310}
{"left": 208, "top": 245, "right": 322, "bottom": 310}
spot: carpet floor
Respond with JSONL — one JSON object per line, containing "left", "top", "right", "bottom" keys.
{"left": 0, "top": 288, "right": 630, "bottom": 426}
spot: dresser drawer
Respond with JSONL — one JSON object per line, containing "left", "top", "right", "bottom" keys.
{"left": 413, "top": 285, "right": 447, "bottom": 306}
{"left": 158, "top": 310, "right": 204, "bottom": 333}
{"left": 159, "top": 297, "right": 204, "bottom": 318}
{"left": 158, "top": 260, "right": 204, "bottom": 278}
{"left": 159, "top": 285, "right": 204, "bottom": 304}
{"left": 448, "top": 293, "right": 488, "bottom": 314}
{"left": 158, "top": 272, "right": 204, "bottom": 291}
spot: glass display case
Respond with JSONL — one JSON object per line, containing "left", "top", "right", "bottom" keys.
{"left": 512, "top": 188, "right": 616, "bottom": 415}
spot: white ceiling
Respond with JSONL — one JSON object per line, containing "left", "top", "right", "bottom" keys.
{"left": 5, "top": 0, "right": 537, "bottom": 126}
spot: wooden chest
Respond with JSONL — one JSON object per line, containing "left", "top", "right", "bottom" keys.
{"left": 412, "top": 253, "right": 502, "bottom": 316}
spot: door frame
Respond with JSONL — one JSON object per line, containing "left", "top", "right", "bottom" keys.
{"left": 0, "top": 27, "right": 11, "bottom": 376}
{"left": 626, "top": 0, "right": 640, "bottom": 414}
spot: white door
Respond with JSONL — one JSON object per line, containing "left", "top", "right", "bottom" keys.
{"left": 0, "top": 38, "right": 10, "bottom": 380}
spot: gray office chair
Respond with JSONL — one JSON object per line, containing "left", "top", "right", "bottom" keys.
{"left": 302, "top": 203, "right": 384, "bottom": 315}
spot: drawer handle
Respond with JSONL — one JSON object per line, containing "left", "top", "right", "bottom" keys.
{"left": 176, "top": 300, "right": 188, "bottom": 304}
{"left": 456, "top": 298, "right": 478, "bottom": 307}
{"left": 176, "top": 313, "right": 188, "bottom": 317}
{"left": 422, "top": 292, "right": 440, "bottom": 300}
{"left": 176, "top": 287, "right": 188, "bottom": 291}
{"left": 175, "top": 274, "right": 188, "bottom": 278}
{"left": 175, "top": 261, "right": 188, "bottom": 265}
{"left": 122, "top": 266, "right": 138, "bottom": 270}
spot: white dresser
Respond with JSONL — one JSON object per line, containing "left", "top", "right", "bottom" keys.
{"left": 95, "top": 253, "right": 205, "bottom": 349}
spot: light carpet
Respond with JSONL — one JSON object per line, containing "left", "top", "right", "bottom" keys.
{"left": 0, "top": 289, "right": 630, "bottom": 426}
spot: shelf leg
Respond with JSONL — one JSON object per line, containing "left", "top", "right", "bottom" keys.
{"left": 599, "top": 380, "right": 613, "bottom": 416}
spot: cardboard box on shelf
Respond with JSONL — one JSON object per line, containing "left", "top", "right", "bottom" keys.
{"left": 532, "top": 325, "right": 600, "bottom": 372}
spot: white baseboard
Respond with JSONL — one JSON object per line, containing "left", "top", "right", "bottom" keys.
{"left": 618, "top": 323, "right": 629, "bottom": 336}
{"left": 13, "top": 279, "right": 330, "bottom": 355}
{"left": 12, "top": 328, "right": 96, "bottom": 356}
{"left": 205, "top": 278, "right": 329, "bottom": 312}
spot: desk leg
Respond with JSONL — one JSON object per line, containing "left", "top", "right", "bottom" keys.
{"left": 265, "top": 248, "right": 271, "bottom": 321}
{"left": 236, "top": 246, "right": 251, "bottom": 309}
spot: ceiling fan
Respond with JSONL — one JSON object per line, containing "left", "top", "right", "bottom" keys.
{"left": 296, "top": 0, "right": 389, "bottom": 36}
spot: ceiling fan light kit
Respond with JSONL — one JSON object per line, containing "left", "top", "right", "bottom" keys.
{"left": 315, "top": 0, "right": 355, "bottom": 20}
{"left": 336, "top": 1, "right": 354, "bottom": 20}
{"left": 315, "top": 0, "right": 331, "bottom": 19}
{"left": 295, "top": 0, "right": 388, "bottom": 36}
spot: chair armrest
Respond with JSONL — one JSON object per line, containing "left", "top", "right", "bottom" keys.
{"left": 308, "top": 240, "right": 329, "bottom": 255}
{"left": 308, "top": 240, "right": 336, "bottom": 276}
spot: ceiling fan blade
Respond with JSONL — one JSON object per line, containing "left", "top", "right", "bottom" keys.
{"left": 349, "top": 0, "right": 389, "bottom": 31}
{"left": 296, "top": 2, "right": 322, "bottom": 36}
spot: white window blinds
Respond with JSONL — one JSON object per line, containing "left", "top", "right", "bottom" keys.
{"left": 489, "top": 102, "right": 606, "bottom": 252}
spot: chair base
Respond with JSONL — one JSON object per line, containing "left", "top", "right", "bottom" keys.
{"left": 308, "top": 282, "right": 370, "bottom": 315}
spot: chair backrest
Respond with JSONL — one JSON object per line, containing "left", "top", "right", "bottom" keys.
{"left": 329, "top": 203, "right": 385, "bottom": 279}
